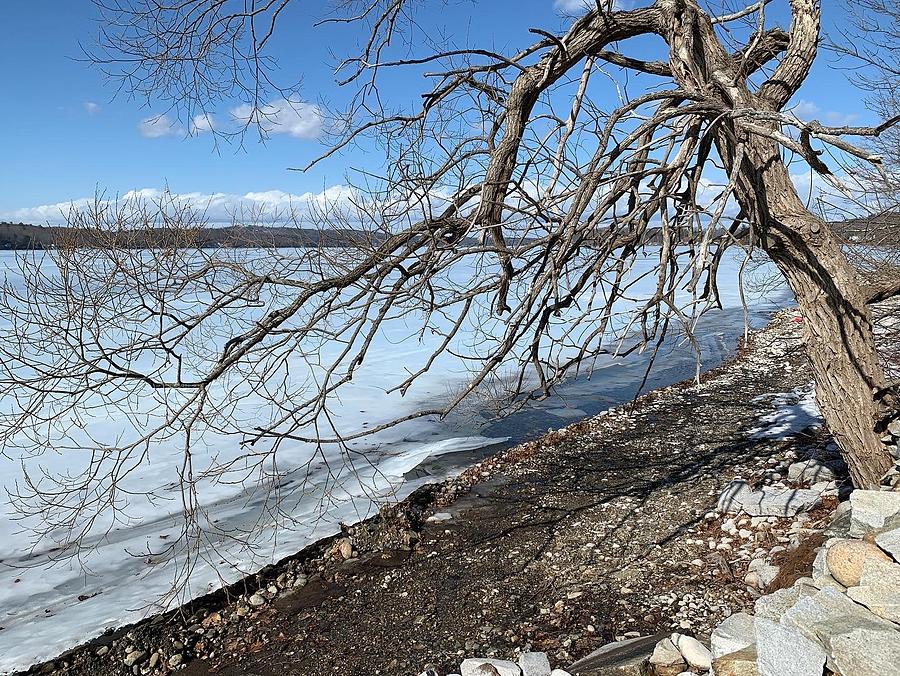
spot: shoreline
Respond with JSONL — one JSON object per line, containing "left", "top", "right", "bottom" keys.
{"left": 14, "top": 307, "right": 816, "bottom": 676}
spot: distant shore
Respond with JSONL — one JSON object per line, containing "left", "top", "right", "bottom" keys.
{"left": 2, "top": 212, "right": 895, "bottom": 251}
{"left": 0, "top": 222, "right": 385, "bottom": 250}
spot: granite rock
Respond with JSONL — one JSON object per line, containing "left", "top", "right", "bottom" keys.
{"left": 670, "top": 634, "right": 711, "bottom": 670}
{"left": 825, "top": 538, "right": 892, "bottom": 587}
{"left": 755, "top": 618, "right": 826, "bottom": 676}
{"left": 711, "top": 645, "right": 759, "bottom": 676}
{"left": 711, "top": 612, "right": 756, "bottom": 658}
{"left": 875, "top": 525, "right": 900, "bottom": 562}
{"left": 518, "top": 652, "right": 552, "bottom": 676}
{"left": 788, "top": 459, "right": 835, "bottom": 484}
{"left": 461, "top": 658, "right": 522, "bottom": 676}
{"left": 849, "top": 490, "right": 900, "bottom": 537}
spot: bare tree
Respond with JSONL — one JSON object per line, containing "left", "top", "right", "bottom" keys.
{"left": 3, "top": 0, "right": 900, "bottom": 571}
{"left": 824, "top": 0, "right": 900, "bottom": 389}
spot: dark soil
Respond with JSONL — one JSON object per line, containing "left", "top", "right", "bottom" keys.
{"left": 22, "top": 310, "right": 827, "bottom": 676}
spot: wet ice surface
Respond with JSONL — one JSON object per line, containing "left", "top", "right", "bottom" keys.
{"left": 0, "top": 248, "right": 790, "bottom": 673}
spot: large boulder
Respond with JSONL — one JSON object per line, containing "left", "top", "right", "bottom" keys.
{"left": 849, "top": 490, "right": 900, "bottom": 537}
{"left": 875, "top": 525, "right": 900, "bottom": 562}
{"left": 736, "top": 487, "right": 821, "bottom": 517}
{"left": 781, "top": 586, "right": 898, "bottom": 672}
{"left": 823, "top": 500, "right": 852, "bottom": 538}
{"left": 461, "top": 658, "right": 522, "bottom": 676}
{"left": 711, "top": 645, "right": 759, "bottom": 676}
{"left": 846, "top": 557, "right": 900, "bottom": 623}
{"left": 755, "top": 618, "right": 826, "bottom": 676}
{"left": 518, "top": 652, "right": 552, "bottom": 676}
{"left": 711, "top": 612, "right": 756, "bottom": 658}
{"left": 825, "top": 538, "right": 892, "bottom": 587}
{"left": 825, "top": 625, "right": 900, "bottom": 676}
{"left": 810, "top": 544, "right": 847, "bottom": 591}
{"left": 754, "top": 586, "right": 813, "bottom": 622}
{"left": 565, "top": 634, "right": 664, "bottom": 676}
{"left": 718, "top": 480, "right": 753, "bottom": 513}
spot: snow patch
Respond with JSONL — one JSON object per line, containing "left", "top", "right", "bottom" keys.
{"left": 750, "top": 384, "right": 821, "bottom": 439}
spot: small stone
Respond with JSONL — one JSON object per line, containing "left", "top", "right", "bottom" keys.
{"left": 711, "top": 612, "right": 755, "bottom": 658}
{"left": 335, "top": 538, "right": 353, "bottom": 559}
{"left": 426, "top": 512, "right": 453, "bottom": 523}
{"left": 167, "top": 653, "right": 183, "bottom": 668}
{"left": 549, "top": 671, "right": 572, "bottom": 676}
{"left": 248, "top": 593, "right": 266, "bottom": 607}
{"left": 788, "top": 459, "right": 835, "bottom": 484}
{"left": 825, "top": 539, "right": 892, "bottom": 586}
{"left": 711, "top": 644, "right": 759, "bottom": 676}
{"left": 123, "top": 650, "right": 148, "bottom": 667}
{"left": 649, "top": 638, "right": 686, "bottom": 676}
{"left": 460, "top": 658, "right": 521, "bottom": 676}
{"left": 849, "top": 490, "right": 900, "bottom": 537}
{"left": 670, "top": 633, "right": 711, "bottom": 670}
{"left": 95, "top": 646, "right": 109, "bottom": 657}
{"left": 518, "top": 652, "right": 551, "bottom": 676}
{"left": 746, "top": 558, "right": 780, "bottom": 589}
{"left": 148, "top": 653, "right": 159, "bottom": 669}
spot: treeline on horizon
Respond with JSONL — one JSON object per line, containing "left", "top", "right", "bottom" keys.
{"left": 0, "top": 222, "right": 383, "bottom": 250}
{"left": 0, "top": 212, "right": 896, "bottom": 251}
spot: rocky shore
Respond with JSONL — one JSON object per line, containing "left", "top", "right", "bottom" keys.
{"left": 14, "top": 304, "right": 900, "bottom": 676}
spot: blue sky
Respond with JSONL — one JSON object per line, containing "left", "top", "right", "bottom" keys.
{"left": 0, "top": 0, "right": 877, "bottom": 224}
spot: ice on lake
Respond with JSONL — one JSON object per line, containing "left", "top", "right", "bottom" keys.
{"left": 0, "top": 247, "right": 790, "bottom": 673}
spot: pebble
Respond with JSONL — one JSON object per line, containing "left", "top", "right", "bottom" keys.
{"left": 123, "top": 650, "right": 148, "bottom": 667}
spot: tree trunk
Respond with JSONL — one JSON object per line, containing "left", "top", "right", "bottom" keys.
{"left": 732, "top": 141, "right": 894, "bottom": 488}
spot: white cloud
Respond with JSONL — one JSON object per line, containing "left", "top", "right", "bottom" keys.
{"left": 792, "top": 99, "right": 820, "bottom": 119}
{"left": 138, "top": 115, "right": 181, "bottom": 138}
{"left": 790, "top": 99, "right": 858, "bottom": 126}
{"left": 554, "top": 0, "right": 625, "bottom": 13}
{"left": 0, "top": 186, "right": 359, "bottom": 226}
{"left": 83, "top": 101, "right": 101, "bottom": 115}
{"left": 230, "top": 98, "right": 323, "bottom": 139}
{"left": 190, "top": 113, "right": 215, "bottom": 134}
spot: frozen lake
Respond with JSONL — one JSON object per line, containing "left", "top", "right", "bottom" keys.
{"left": 0, "top": 246, "right": 790, "bottom": 673}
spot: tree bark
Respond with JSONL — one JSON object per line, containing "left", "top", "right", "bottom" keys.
{"left": 731, "top": 139, "right": 894, "bottom": 488}
{"left": 661, "top": 0, "right": 895, "bottom": 487}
